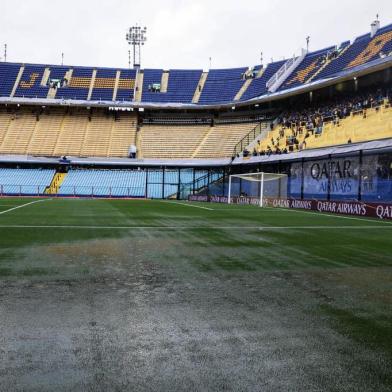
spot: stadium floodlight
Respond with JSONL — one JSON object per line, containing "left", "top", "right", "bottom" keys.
{"left": 126, "top": 25, "right": 147, "bottom": 69}
{"left": 227, "top": 172, "right": 288, "bottom": 207}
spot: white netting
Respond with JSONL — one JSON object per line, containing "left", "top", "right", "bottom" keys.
{"left": 228, "top": 172, "right": 288, "bottom": 206}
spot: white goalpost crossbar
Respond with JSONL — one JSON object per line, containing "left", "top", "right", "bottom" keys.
{"left": 228, "top": 172, "right": 288, "bottom": 207}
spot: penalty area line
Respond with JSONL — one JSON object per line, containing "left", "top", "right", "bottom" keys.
{"left": 0, "top": 199, "right": 50, "bottom": 216}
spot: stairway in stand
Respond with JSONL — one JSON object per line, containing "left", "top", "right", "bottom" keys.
{"left": 45, "top": 172, "right": 67, "bottom": 195}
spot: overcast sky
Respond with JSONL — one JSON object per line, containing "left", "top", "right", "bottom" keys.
{"left": 1, "top": 0, "right": 391, "bottom": 70}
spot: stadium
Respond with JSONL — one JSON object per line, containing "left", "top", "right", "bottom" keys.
{"left": 1, "top": 1, "right": 392, "bottom": 390}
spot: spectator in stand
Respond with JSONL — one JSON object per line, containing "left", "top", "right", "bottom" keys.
{"left": 242, "top": 85, "right": 391, "bottom": 159}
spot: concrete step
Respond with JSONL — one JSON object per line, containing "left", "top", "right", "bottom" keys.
{"left": 41, "top": 68, "right": 50, "bottom": 87}
{"left": 160, "top": 71, "right": 169, "bottom": 93}
{"left": 112, "top": 70, "right": 121, "bottom": 101}
{"left": 134, "top": 71, "right": 144, "bottom": 102}
{"left": 87, "top": 69, "right": 97, "bottom": 101}
{"left": 10, "top": 65, "right": 24, "bottom": 97}
{"left": 234, "top": 78, "right": 252, "bottom": 101}
{"left": 192, "top": 72, "right": 208, "bottom": 103}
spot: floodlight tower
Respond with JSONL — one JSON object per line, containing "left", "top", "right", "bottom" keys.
{"left": 126, "top": 25, "right": 147, "bottom": 69}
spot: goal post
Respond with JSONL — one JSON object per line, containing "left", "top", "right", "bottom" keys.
{"left": 228, "top": 172, "right": 288, "bottom": 207}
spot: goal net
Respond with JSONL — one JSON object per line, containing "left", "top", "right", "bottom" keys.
{"left": 228, "top": 172, "right": 288, "bottom": 207}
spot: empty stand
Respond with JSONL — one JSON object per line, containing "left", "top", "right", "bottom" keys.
{"left": 59, "top": 169, "right": 146, "bottom": 197}
{"left": 91, "top": 68, "right": 117, "bottom": 101}
{"left": 240, "top": 61, "right": 285, "bottom": 101}
{"left": 279, "top": 47, "right": 335, "bottom": 90}
{"left": 0, "top": 108, "right": 12, "bottom": 146}
{"left": 116, "top": 69, "right": 137, "bottom": 101}
{"left": 0, "top": 63, "right": 22, "bottom": 97}
{"left": 198, "top": 68, "right": 248, "bottom": 104}
{"left": 140, "top": 124, "right": 210, "bottom": 158}
{"left": 234, "top": 66, "right": 266, "bottom": 101}
{"left": 194, "top": 123, "right": 258, "bottom": 158}
{"left": 139, "top": 69, "right": 203, "bottom": 103}
{"left": 27, "top": 109, "right": 65, "bottom": 156}
{"left": 0, "top": 110, "right": 37, "bottom": 155}
{"left": 315, "top": 23, "right": 392, "bottom": 81}
{"left": 108, "top": 113, "right": 137, "bottom": 157}
{"left": 141, "top": 69, "right": 163, "bottom": 102}
{"left": 47, "top": 66, "right": 71, "bottom": 99}
{"left": 56, "top": 67, "right": 93, "bottom": 100}
{"left": 307, "top": 44, "right": 350, "bottom": 83}
{"left": 80, "top": 113, "right": 114, "bottom": 157}
{"left": 55, "top": 168, "right": 211, "bottom": 198}
{"left": 0, "top": 21, "right": 391, "bottom": 105}
{"left": 0, "top": 168, "right": 55, "bottom": 195}
{"left": 53, "top": 111, "right": 89, "bottom": 156}
{"left": 0, "top": 108, "right": 138, "bottom": 158}
{"left": 14, "top": 64, "right": 49, "bottom": 98}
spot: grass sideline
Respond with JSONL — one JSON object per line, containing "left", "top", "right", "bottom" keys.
{"left": 1, "top": 197, "right": 391, "bottom": 390}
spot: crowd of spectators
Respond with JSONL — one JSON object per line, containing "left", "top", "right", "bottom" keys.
{"left": 245, "top": 85, "right": 391, "bottom": 158}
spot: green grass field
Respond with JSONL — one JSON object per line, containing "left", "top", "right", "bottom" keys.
{"left": 1, "top": 197, "right": 392, "bottom": 391}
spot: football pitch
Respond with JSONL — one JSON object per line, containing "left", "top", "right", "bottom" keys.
{"left": 0, "top": 197, "right": 392, "bottom": 391}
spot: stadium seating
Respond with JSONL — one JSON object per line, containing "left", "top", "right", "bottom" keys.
{"left": 279, "top": 47, "right": 335, "bottom": 90}
{"left": 0, "top": 109, "right": 137, "bottom": 158}
{"left": 0, "top": 23, "right": 391, "bottom": 105}
{"left": 90, "top": 68, "right": 117, "bottom": 101}
{"left": 56, "top": 67, "right": 94, "bottom": 100}
{"left": 315, "top": 24, "right": 392, "bottom": 80}
{"left": 141, "top": 69, "right": 203, "bottom": 103}
{"left": 0, "top": 63, "right": 21, "bottom": 97}
{"left": 0, "top": 168, "right": 55, "bottom": 195}
{"left": 28, "top": 108, "right": 66, "bottom": 156}
{"left": 240, "top": 61, "right": 285, "bottom": 101}
{"left": 115, "top": 69, "right": 137, "bottom": 101}
{"left": 59, "top": 169, "right": 147, "bottom": 197}
{"left": 257, "top": 100, "right": 392, "bottom": 153}
{"left": 49, "top": 66, "right": 70, "bottom": 81}
{"left": 141, "top": 69, "right": 163, "bottom": 102}
{"left": 0, "top": 108, "right": 12, "bottom": 146}
{"left": 305, "top": 104, "right": 392, "bottom": 149}
{"left": 198, "top": 68, "right": 248, "bottom": 104}
{"left": 0, "top": 110, "right": 37, "bottom": 155}
{"left": 194, "top": 123, "right": 258, "bottom": 158}
{"left": 14, "top": 64, "right": 50, "bottom": 98}
{"left": 140, "top": 124, "right": 210, "bottom": 158}
{"left": 58, "top": 168, "right": 214, "bottom": 198}
{"left": 140, "top": 122, "right": 258, "bottom": 159}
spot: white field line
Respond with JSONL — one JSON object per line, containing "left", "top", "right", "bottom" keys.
{"left": 0, "top": 199, "right": 50, "bottom": 216}
{"left": 0, "top": 225, "right": 391, "bottom": 230}
{"left": 159, "top": 201, "right": 214, "bottom": 211}
{"left": 264, "top": 206, "right": 392, "bottom": 225}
